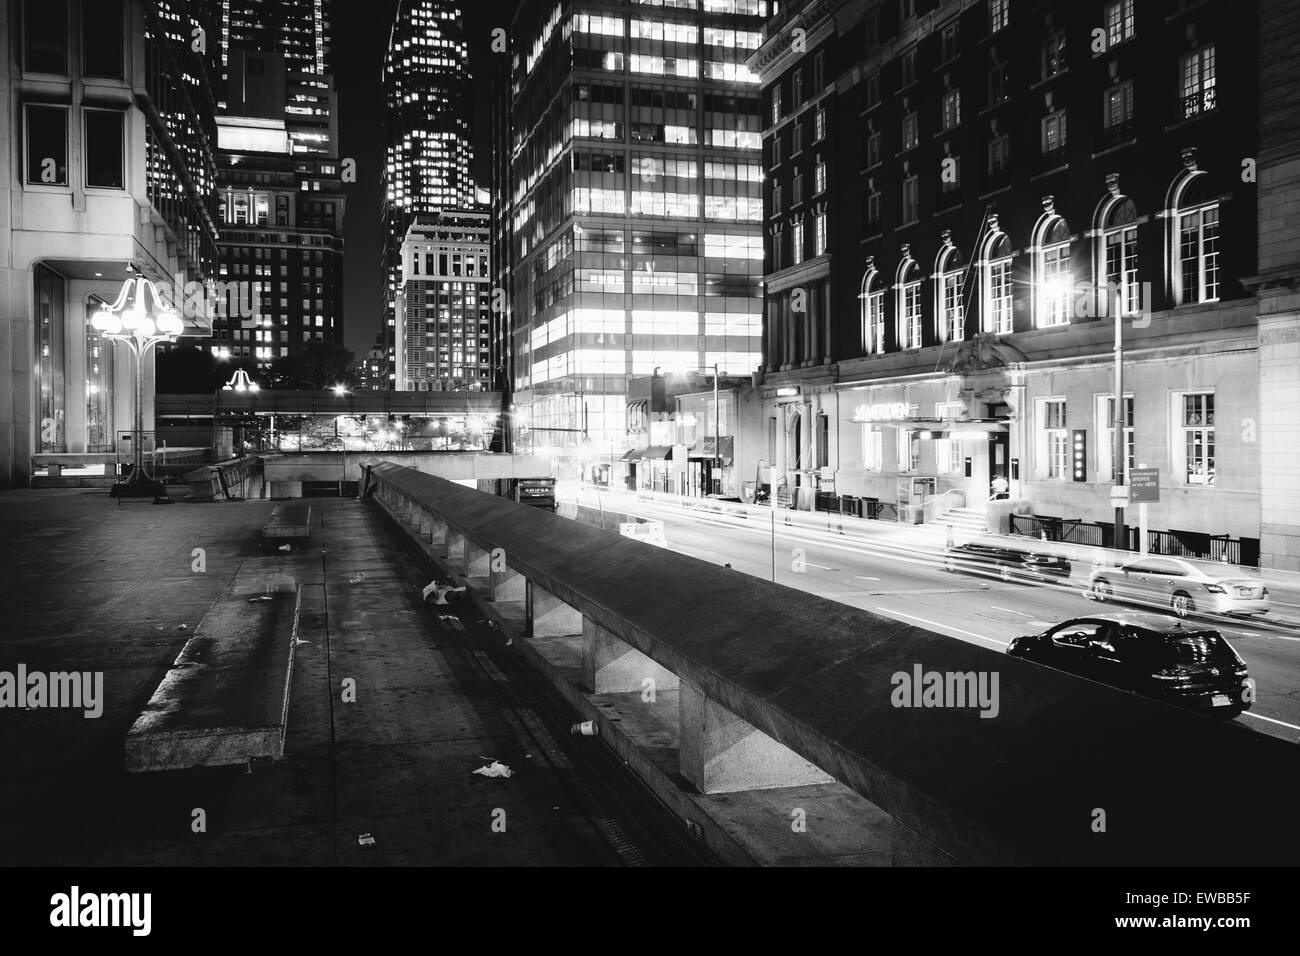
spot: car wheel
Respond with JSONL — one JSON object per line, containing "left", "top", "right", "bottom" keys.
{"left": 1171, "top": 591, "right": 1195, "bottom": 618}
{"left": 1091, "top": 580, "right": 1112, "bottom": 602}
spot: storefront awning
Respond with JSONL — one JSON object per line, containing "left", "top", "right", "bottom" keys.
{"left": 687, "top": 436, "right": 734, "bottom": 463}
{"left": 620, "top": 446, "right": 674, "bottom": 461}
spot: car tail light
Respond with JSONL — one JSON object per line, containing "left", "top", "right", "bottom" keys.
{"left": 1203, "top": 584, "right": 1227, "bottom": 594}
{"left": 1152, "top": 667, "right": 1193, "bottom": 683}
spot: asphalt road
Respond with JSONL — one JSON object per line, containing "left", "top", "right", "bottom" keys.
{"left": 567, "top": 490, "right": 1300, "bottom": 745}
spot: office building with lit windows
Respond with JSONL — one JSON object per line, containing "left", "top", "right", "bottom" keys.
{"left": 0, "top": 0, "right": 220, "bottom": 488}
{"left": 211, "top": 45, "right": 346, "bottom": 370}
{"left": 394, "top": 209, "right": 492, "bottom": 391}
{"left": 381, "top": 0, "right": 478, "bottom": 388}
{"left": 219, "top": 0, "right": 337, "bottom": 157}
{"left": 502, "top": 0, "right": 769, "bottom": 465}
{"left": 750, "top": 0, "right": 1296, "bottom": 567}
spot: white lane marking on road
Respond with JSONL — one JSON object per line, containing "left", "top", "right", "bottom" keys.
{"left": 806, "top": 563, "right": 835, "bottom": 570}
{"left": 856, "top": 576, "right": 881, "bottom": 581}
{"left": 1240, "top": 711, "right": 1300, "bottom": 733}
{"left": 990, "top": 605, "right": 1033, "bottom": 617}
{"left": 875, "top": 608, "right": 1007, "bottom": 647}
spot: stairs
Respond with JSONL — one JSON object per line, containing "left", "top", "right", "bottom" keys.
{"left": 941, "top": 506, "right": 987, "bottom": 534}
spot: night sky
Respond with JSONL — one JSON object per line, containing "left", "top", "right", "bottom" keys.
{"left": 332, "top": 0, "right": 499, "bottom": 358}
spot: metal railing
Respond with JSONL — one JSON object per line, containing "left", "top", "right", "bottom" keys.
{"left": 1009, "top": 514, "right": 1259, "bottom": 567}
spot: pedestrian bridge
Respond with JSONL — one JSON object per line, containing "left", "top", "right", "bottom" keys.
{"left": 362, "top": 459, "right": 1300, "bottom": 866}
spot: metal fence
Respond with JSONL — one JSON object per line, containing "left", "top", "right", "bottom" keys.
{"left": 1009, "top": 514, "right": 1259, "bottom": 567}
{"left": 813, "top": 493, "right": 898, "bottom": 521}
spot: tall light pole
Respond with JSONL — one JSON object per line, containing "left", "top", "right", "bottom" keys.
{"left": 92, "top": 276, "right": 184, "bottom": 499}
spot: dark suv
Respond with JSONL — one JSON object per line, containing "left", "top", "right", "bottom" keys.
{"left": 1007, "top": 613, "right": 1253, "bottom": 717}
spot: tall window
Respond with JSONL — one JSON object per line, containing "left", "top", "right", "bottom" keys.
{"left": 897, "top": 258, "right": 923, "bottom": 349}
{"left": 867, "top": 127, "right": 882, "bottom": 167}
{"left": 1040, "top": 400, "right": 1069, "bottom": 479}
{"left": 1177, "top": 177, "right": 1220, "bottom": 304}
{"left": 990, "top": 0, "right": 1010, "bottom": 34}
{"left": 85, "top": 110, "right": 125, "bottom": 189}
{"left": 814, "top": 211, "right": 827, "bottom": 255}
{"left": 1103, "top": 81, "right": 1134, "bottom": 143}
{"left": 1042, "top": 32, "right": 1066, "bottom": 78}
{"left": 25, "top": 105, "right": 68, "bottom": 185}
{"left": 900, "top": 48, "right": 917, "bottom": 86}
{"left": 941, "top": 89, "right": 961, "bottom": 130}
{"left": 814, "top": 160, "right": 827, "bottom": 194}
{"left": 791, "top": 219, "right": 805, "bottom": 266}
{"left": 902, "top": 111, "right": 919, "bottom": 150}
{"left": 897, "top": 430, "right": 919, "bottom": 472}
{"left": 793, "top": 67, "right": 803, "bottom": 105}
{"left": 83, "top": 0, "right": 124, "bottom": 78}
{"left": 814, "top": 108, "right": 826, "bottom": 141}
{"left": 988, "top": 134, "right": 1010, "bottom": 182}
{"left": 1099, "top": 394, "right": 1134, "bottom": 481}
{"left": 901, "top": 174, "right": 919, "bottom": 224}
{"left": 936, "top": 246, "right": 964, "bottom": 342}
{"left": 771, "top": 85, "right": 783, "bottom": 124}
{"left": 1180, "top": 393, "right": 1214, "bottom": 485}
{"left": 982, "top": 234, "right": 1014, "bottom": 333}
{"left": 861, "top": 268, "right": 885, "bottom": 354}
{"left": 1041, "top": 111, "right": 1068, "bottom": 166}
{"left": 1037, "top": 217, "right": 1072, "bottom": 327}
{"left": 814, "top": 51, "right": 826, "bottom": 91}
{"left": 1102, "top": 198, "right": 1140, "bottom": 315}
{"left": 988, "top": 63, "right": 1009, "bottom": 106}
{"left": 1105, "top": 0, "right": 1136, "bottom": 47}
{"left": 866, "top": 186, "right": 882, "bottom": 228}
{"left": 35, "top": 266, "right": 67, "bottom": 453}
{"left": 772, "top": 180, "right": 782, "bottom": 212}
{"left": 23, "top": 0, "right": 67, "bottom": 74}
{"left": 1181, "top": 45, "right": 1216, "bottom": 118}
{"left": 940, "top": 20, "right": 960, "bottom": 61}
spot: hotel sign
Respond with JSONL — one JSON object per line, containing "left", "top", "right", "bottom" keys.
{"left": 853, "top": 402, "right": 917, "bottom": 423}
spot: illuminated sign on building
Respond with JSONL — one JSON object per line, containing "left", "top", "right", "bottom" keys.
{"left": 853, "top": 402, "right": 917, "bottom": 422}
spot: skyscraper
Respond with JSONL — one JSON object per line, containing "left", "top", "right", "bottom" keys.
{"left": 380, "top": 0, "right": 478, "bottom": 388}
{"left": 395, "top": 210, "right": 492, "bottom": 392}
{"left": 220, "top": 0, "right": 337, "bottom": 156}
{"left": 501, "top": 0, "right": 768, "bottom": 459}
{"left": 211, "top": 3, "right": 347, "bottom": 372}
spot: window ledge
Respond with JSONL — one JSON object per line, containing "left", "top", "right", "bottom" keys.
{"left": 1090, "top": 139, "right": 1137, "bottom": 160}
{"left": 979, "top": 100, "right": 1010, "bottom": 117}
{"left": 978, "top": 184, "right": 1013, "bottom": 201}
{"left": 935, "top": 125, "right": 960, "bottom": 138}
{"left": 1030, "top": 70, "right": 1069, "bottom": 91}
{"left": 1164, "top": 111, "right": 1218, "bottom": 133}
{"left": 1030, "top": 163, "right": 1069, "bottom": 182}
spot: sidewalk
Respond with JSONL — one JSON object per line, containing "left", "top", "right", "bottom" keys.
{"left": 0, "top": 490, "right": 621, "bottom": 865}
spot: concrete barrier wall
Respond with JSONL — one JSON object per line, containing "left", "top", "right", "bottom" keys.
{"left": 363, "top": 460, "right": 1300, "bottom": 866}
{"left": 263, "top": 452, "right": 553, "bottom": 485}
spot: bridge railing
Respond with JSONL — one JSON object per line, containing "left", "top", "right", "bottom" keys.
{"left": 361, "top": 460, "right": 1300, "bottom": 866}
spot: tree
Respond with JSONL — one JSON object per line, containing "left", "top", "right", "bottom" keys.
{"left": 155, "top": 345, "right": 225, "bottom": 393}
{"left": 269, "top": 340, "right": 358, "bottom": 390}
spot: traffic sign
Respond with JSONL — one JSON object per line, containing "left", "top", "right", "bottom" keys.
{"left": 1129, "top": 468, "right": 1160, "bottom": 503}
{"left": 1109, "top": 486, "right": 1129, "bottom": 506}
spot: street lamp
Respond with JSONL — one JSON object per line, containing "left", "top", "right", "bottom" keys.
{"left": 91, "top": 276, "right": 184, "bottom": 499}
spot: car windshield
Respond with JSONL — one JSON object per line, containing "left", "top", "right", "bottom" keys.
{"left": 1163, "top": 632, "right": 1238, "bottom": 664}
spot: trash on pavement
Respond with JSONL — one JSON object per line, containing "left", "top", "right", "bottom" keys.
{"left": 422, "top": 580, "right": 467, "bottom": 605}
{"left": 473, "top": 760, "right": 514, "bottom": 779}
{"left": 570, "top": 720, "right": 598, "bottom": 737}
{"left": 357, "top": 833, "right": 376, "bottom": 846}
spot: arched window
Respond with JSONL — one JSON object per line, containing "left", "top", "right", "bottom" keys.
{"left": 895, "top": 255, "right": 923, "bottom": 350}
{"left": 1170, "top": 171, "right": 1219, "bottom": 305}
{"left": 859, "top": 262, "right": 885, "bottom": 355}
{"left": 933, "top": 243, "right": 964, "bottom": 342}
{"left": 1097, "top": 196, "right": 1140, "bottom": 316}
{"left": 1033, "top": 214, "right": 1072, "bottom": 327}
{"left": 980, "top": 232, "right": 1013, "bottom": 334}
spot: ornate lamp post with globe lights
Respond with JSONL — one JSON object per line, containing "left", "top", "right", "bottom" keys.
{"left": 91, "top": 276, "right": 184, "bottom": 499}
